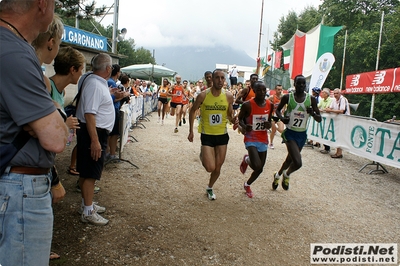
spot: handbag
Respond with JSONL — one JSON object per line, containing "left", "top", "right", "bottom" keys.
{"left": 0, "top": 130, "right": 31, "bottom": 175}
{"left": 64, "top": 73, "right": 93, "bottom": 117}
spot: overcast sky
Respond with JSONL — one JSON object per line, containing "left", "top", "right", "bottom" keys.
{"left": 94, "top": 0, "right": 322, "bottom": 59}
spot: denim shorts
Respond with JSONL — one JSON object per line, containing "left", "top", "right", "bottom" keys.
{"left": 245, "top": 142, "right": 268, "bottom": 152}
{"left": 0, "top": 171, "right": 53, "bottom": 266}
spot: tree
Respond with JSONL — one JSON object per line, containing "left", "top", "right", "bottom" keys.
{"left": 56, "top": 0, "right": 106, "bottom": 20}
{"left": 118, "top": 42, "right": 155, "bottom": 67}
{"left": 272, "top": 0, "right": 400, "bottom": 121}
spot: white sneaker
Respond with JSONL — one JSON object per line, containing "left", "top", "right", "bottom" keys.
{"left": 157, "top": 117, "right": 161, "bottom": 123}
{"left": 206, "top": 188, "right": 216, "bottom": 200}
{"left": 78, "top": 202, "right": 106, "bottom": 215}
{"left": 161, "top": 120, "right": 164, "bottom": 125}
{"left": 108, "top": 155, "right": 120, "bottom": 163}
{"left": 81, "top": 211, "right": 109, "bottom": 226}
{"left": 270, "top": 143, "right": 275, "bottom": 149}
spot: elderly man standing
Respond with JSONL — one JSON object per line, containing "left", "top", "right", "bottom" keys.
{"left": 325, "top": 88, "right": 350, "bottom": 158}
{"left": 76, "top": 53, "right": 115, "bottom": 225}
{"left": 0, "top": 0, "right": 68, "bottom": 265}
{"left": 318, "top": 88, "right": 333, "bottom": 154}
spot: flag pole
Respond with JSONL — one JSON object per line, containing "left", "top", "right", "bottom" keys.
{"left": 339, "top": 29, "right": 348, "bottom": 90}
{"left": 264, "top": 24, "right": 269, "bottom": 78}
{"left": 369, "top": 11, "right": 384, "bottom": 118}
{"left": 257, "top": 0, "right": 264, "bottom": 59}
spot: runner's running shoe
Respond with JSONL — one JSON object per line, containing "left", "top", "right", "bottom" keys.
{"left": 240, "top": 155, "right": 249, "bottom": 174}
{"left": 272, "top": 172, "right": 280, "bottom": 190}
{"left": 243, "top": 183, "right": 253, "bottom": 198}
{"left": 269, "top": 143, "right": 274, "bottom": 149}
{"left": 206, "top": 188, "right": 216, "bottom": 200}
{"left": 174, "top": 128, "right": 178, "bottom": 133}
{"left": 282, "top": 170, "right": 290, "bottom": 190}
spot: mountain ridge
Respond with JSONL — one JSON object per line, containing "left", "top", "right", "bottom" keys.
{"left": 152, "top": 45, "right": 256, "bottom": 81}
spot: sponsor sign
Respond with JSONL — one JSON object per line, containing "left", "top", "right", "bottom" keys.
{"left": 345, "top": 68, "right": 400, "bottom": 94}
{"left": 309, "top": 52, "right": 335, "bottom": 94}
{"left": 307, "top": 114, "right": 400, "bottom": 169}
{"left": 62, "top": 25, "right": 108, "bottom": 51}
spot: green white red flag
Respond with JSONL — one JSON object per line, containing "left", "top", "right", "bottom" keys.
{"left": 282, "top": 24, "right": 342, "bottom": 79}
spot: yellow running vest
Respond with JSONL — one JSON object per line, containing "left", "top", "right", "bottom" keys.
{"left": 199, "top": 89, "right": 229, "bottom": 135}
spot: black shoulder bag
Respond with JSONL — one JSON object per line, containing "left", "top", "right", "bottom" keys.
{"left": 0, "top": 130, "right": 31, "bottom": 175}
{"left": 64, "top": 73, "right": 93, "bottom": 117}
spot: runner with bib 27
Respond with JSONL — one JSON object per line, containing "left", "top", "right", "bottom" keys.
{"left": 272, "top": 75, "right": 321, "bottom": 190}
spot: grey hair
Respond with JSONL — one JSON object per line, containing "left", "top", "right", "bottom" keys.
{"left": 0, "top": 0, "right": 35, "bottom": 13}
{"left": 91, "top": 53, "right": 111, "bottom": 71}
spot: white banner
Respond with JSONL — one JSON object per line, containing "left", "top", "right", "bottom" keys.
{"left": 307, "top": 114, "right": 400, "bottom": 168}
{"left": 119, "top": 104, "right": 132, "bottom": 153}
{"left": 308, "top": 52, "right": 335, "bottom": 94}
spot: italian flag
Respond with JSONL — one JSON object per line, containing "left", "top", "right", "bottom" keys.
{"left": 282, "top": 24, "right": 342, "bottom": 79}
{"left": 283, "top": 49, "right": 290, "bottom": 70}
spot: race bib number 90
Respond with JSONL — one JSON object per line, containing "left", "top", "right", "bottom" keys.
{"left": 209, "top": 114, "right": 222, "bottom": 125}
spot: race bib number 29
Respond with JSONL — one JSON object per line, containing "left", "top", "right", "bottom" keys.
{"left": 209, "top": 114, "right": 222, "bottom": 125}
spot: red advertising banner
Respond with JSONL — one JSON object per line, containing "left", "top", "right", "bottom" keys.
{"left": 345, "top": 67, "right": 400, "bottom": 94}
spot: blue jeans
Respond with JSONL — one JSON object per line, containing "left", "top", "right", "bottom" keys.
{"left": 0, "top": 171, "right": 53, "bottom": 266}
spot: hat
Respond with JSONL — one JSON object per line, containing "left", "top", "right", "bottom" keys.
{"left": 312, "top": 87, "right": 321, "bottom": 94}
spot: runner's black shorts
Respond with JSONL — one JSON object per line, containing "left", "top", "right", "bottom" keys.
{"left": 170, "top": 102, "right": 182, "bottom": 108}
{"left": 201, "top": 133, "right": 229, "bottom": 147}
{"left": 158, "top": 97, "right": 168, "bottom": 104}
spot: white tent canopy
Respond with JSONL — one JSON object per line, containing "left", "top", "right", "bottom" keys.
{"left": 121, "top": 64, "right": 177, "bottom": 80}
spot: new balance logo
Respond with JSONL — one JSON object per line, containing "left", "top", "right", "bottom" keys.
{"left": 372, "top": 71, "right": 386, "bottom": 84}
{"left": 350, "top": 75, "right": 360, "bottom": 86}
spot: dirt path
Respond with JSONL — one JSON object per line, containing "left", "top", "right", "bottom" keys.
{"left": 50, "top": 113, "right": 400, "bottom": 265}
